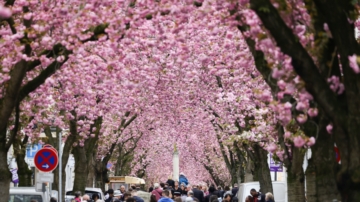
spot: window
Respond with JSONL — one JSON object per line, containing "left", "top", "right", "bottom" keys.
{"left": 9, "top": 194, "right": 43, "bottom": 202}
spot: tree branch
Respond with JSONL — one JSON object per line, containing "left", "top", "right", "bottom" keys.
{"left": 250, "top": 0, "right": 347, "bottom": 129}
{"left": 18, "top": 57, "right": 69, "bottom": 103}
{"left": 5, "top": 102, "right": 20, "bottom": 151}
{"left": 0, "top": 60, "right": 28, "bottom": 138}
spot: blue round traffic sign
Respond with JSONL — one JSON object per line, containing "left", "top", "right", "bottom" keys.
{"left": 34, "top": 148, "right": 58, "bottom": 172}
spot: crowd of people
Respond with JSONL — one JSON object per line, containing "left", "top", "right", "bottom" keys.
{"left": 70, "top": 180, "right": 275, "bottom": 202}
{"left": 146, "top": 181, "right": 274, "bottom": 202}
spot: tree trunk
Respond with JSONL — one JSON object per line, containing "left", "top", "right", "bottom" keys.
{"left": 305, "top": 158, "right": 316, "bottom": 202}
{"left": 310, "top": 114, "right": 340, "bottom": 201}
{"left": 72, "top": 146, "right": 88, "bottom": 193}
{"left": 95, "top": 161, "right": 108, "bottom": 192}
{"left": 0, "top": 141, "right": 12, "bottom": 202}
{"left": 16, "top": 154, "right": 32, "bottom": 186}
{"left": 115, "top": 145, "right": 133, "bottom": 176}
{"left": 13, "top": 139, "right": 32, "bottom": 187}
{"left": 253, "top": 144, "right": 273, "bottom": 194}
{"left": 245, "top": 157, "right": 254, "bottom": 182}
{"left": 86, "top": 153, "right": 95, "bottom": 187}
{"left": 286, "top": 148, "right": 306, "bottom": 202}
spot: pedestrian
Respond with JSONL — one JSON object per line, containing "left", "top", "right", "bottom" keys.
{"left": 175, "top": 198, "right": 182, "bottom": 202}
{"left": 172, "top": 181, "right": 182, "bottom": 197}
{"left": 222, "top": 193, "right": 232, "bottom": 202}
{"left": 245, "top": 196, "right": 253, "bottom": 202}
{"left": 105, "top": 189, "right": 115, "bottom": 202}
{"left": 126, "top": 198, "right": 136, "bottom": 202}
{"left": 50, "top": 197, "right": 57, "bottom": 202}
{"left": 202, "top": 186, "right": 208, "bottom": 197}
{"left": 82, "top": 194, "right": 91, "bottom": 202}
{"left": 152, "top": 183, "right": 163, "bottom": 201}
{"left": 167, "top": 177, "right": 175, "bottom": 189}
{"left": 131, "top": 189, "right": 145, "bottom": 202}
{"left": 204, "top": 187, "right": 217, "bottom": 202}
{"left": 150, "top": 194, "right": 157, "bottom": 202}
{"left": 265, "top": 193, "right": 274, "bottom": 202}
{"left": 231, "top": 184, "right": 238, "bottom": 197}
{"left": 114, "top": 191, "right": 122, "bottom": 202}
{"left": 180, "top": 183, "right": 188, "bottom": 196}
{"left": 192, "top": 185, "right": 204, "bottom": 202}
{"left": 123, "top": 192, "right": 132, "bottom": 201}
{"left": 250, "top": 189, "right": 265, "bottom": 202}
{"left": 74, "top": 191, "right": 82, "bottom": 202}
{"left": 209, "top": 195, "right": 218, "bottom": 202}
{"left": 92, "top": 193, "right": 104, "bottom": 202}
{"left": 120, "top": 186, "right": 126, "bottom": 194}
{"left": 159, "top": 190, "right": 174, "bottom": 202}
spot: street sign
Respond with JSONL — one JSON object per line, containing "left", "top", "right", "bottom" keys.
{"left": 11, "top": 169, "right": 19, "bottom": 184}
{"left": 26, "top": 144, "right": 43, "bottom": 158}
{"left": 269, "top": 154, "right": 283, "bottom": 172}
{"left": 36, "top": 172, "right": 54, "bottom": 183}
{"left": 34, "top": 148, "right": 58, "bottom": 172}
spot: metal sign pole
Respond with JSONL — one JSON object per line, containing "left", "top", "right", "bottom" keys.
{"left": 59, "top": 131, "right": 62, "bottom": 202}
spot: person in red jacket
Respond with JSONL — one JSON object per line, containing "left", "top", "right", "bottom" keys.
{"left": 152, "top": 183, "right": 163, "bottom": 201}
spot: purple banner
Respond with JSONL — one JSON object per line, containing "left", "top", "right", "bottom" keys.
{"left": 269, "top": 154, "right": 283, "bottom": 172}
{"left": 11, "top": 169, "right": 19, "bottom": 184}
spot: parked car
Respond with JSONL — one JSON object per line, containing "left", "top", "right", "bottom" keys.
{"left": 9, "top": 187, "right": 51, "bottom": 202}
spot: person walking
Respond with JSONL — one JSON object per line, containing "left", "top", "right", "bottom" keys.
{"left": 159, "top": 190, "right": 174, "bottom": 202}
{"left": 152, "top": 183, "right": 163, "bottom": 201}
{"left": 105, "top": 189, "right": 115, "bottom": 202}
{"left": 231, "top": 184, "right": 238, "bottom": 197}
{"left": 92, "top": 194, "right": 104, "bottom": 202}
{"left": 204, "top": 187, "right": 217, "bottom": 202}
{"left": 245, "top": 196, "right": 253, "bottom": 202}
{"left": 250, "top": 189, "right": 265, "bottom": 202}
{"left": 192, "top": 185, "right": 204, "bottom": 202}
{"left": 265, "top": 193, "right": 274, "bottom": 202}
{"left": 172, "top": 181, "right": 182, "bottom": 198}
{"left": 222, "top": 193, "right": 231, "bottom": 202}
{"left": 74, "top": 192, "right": 82, "bottom": 202}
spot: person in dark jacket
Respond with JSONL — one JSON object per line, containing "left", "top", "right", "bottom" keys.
{"left": 149, "top": 187, "right": 154, "bottom": 193}
{"left": 172, "top": 181, "right": 182, "bottom": 198}
{"left": 192, "top": 185, "right": 204, "bottom": 202}
{"left": 105, "top": 189, "right": 114, "bottom": 202}
{"left": 167, "top": 178, "right": 175, "bottom": 189}
{"left": 231, "top": 184, "right": 238, "bottom": 197}
{"left": 204, "top": 187, "right": 217, "bottom": 202}
{"left": 223, "top": 192, "right": 232, "bottom": 202}
{"left": 250, "top": 189, "right": 265, "bottom": 202}
{"left": 216, "top": 187, "right": 224, "bottom": 198}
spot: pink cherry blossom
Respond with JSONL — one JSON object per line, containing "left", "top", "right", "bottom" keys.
{"left": 293, "top": 136, "right": 306, "bottom": 147}
{"left": 348, "top": 54, "right": 360, "bottom": 73}
{"left": 0, "top": 5, "right": 12, "bottom": 19}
